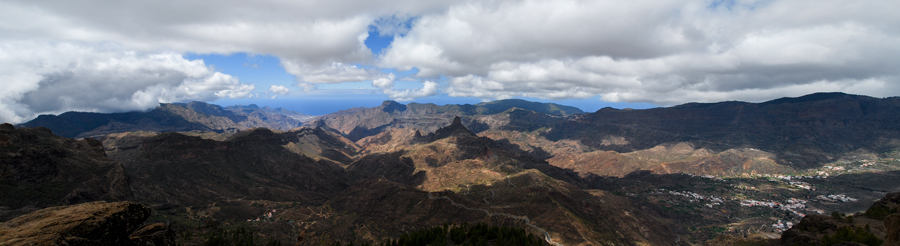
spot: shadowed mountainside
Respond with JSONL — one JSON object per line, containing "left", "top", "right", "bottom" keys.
{"left": 106, "top": 128, "right": 355, "bottom": 207}
{"left": 0, "top": 123, "right": 131, "bottom": 221}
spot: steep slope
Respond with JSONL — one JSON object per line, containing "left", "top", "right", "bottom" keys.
{"left": 0, "top": 123, "right": 131, "bottom": 221}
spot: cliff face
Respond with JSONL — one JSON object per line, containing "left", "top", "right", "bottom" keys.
{"left": 0, "top": 124, "right": 131, "bottom": 221}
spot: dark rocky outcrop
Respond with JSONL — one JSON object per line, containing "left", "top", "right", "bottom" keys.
{"left": 780, "top": 192, "right": 900, "bottom": 246}
{"left": 866, "top": 192, "right": 900, "bottom": 220}
{"left": 431, "top": 116, "right": 476, "bottom": 140}
{"left": 780, "top": 214, "right": 846, "bottom": 246}
{"left": 0, "top": 201, "right": 169, "bottom": 246}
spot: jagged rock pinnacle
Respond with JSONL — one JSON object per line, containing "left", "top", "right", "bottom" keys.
{"left": 432, "top": 116, "right": 474, "bottom": 140}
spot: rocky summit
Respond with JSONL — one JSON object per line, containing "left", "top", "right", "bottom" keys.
{"left": 5, "top": 93, "right": 900, "bottom": 245}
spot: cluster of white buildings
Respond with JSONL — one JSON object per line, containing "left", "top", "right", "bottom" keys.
{"left": 788, "top": 181, "right": 814, "bottom": 190}
{"left": 817, "top": 194, "right": 858, "bottom": 202}
{"left": 771, "top": 220, "right": 795, "bottom": 233}
{"left": 663, "top": 189, "right": 725, "bottom": 207}
{"left": 740, "top": 197, "right": 808, "bottom": 217}
{"left": 697, "top": 174, "right": 725, "bottom": 181}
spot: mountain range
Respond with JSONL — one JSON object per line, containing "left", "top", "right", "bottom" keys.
{"left": 4, "top": 92, "right": 900, "bottom": 245}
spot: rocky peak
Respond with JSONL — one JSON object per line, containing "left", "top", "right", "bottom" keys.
{"left": 431, "top": 116, "right": 475, "bottom": 140}
{"left": 381, "top": 100, "right": 407, "bottom": 113}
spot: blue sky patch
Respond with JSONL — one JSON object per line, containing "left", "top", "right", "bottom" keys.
{"left": 184, "top": 53, "right": 294, "bottom": 95}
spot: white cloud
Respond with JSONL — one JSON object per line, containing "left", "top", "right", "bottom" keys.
{"left": 372, "top": 74, "right": 438, "bottom": 101}
{"left": 0, "top": 0, "right": 458, "bottom": 63}
{"left": 268, "top": 85, "right": 290, "bottom": 95}
{"left": 0, "top": 41, "right": 254, "bottom": 124}
{"left": 380, "top": 0, "right": 900, "bottom": 103}
{"left": 2, "top": 0, "right": 899, "bottom": 114}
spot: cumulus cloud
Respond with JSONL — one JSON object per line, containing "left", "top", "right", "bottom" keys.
{"left": 0, "top": 0, "right": 459, "bottom": 63}
{"left": 2, "top": 0, "right": 900, "bottom": 114}
{"left": 268, "top": 85, "right": 290, "bottom": 95}
{"left": 381, "top": 0, "right": 900, "bottom": 103}
{"left": 372, "top": 74, "right": 438, "bottom": 101}
{"left": 0, "top": 42, "right": 254, "bottom": 124}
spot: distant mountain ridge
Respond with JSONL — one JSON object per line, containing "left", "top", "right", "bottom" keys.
{"left": 14, "top": 99, "right": 579, "bottom": 139}
{"left": 306, "top": 99, "right": 583, "bottom": 141}
{"left": 535, "top": 92, "right": 900, "bottom": 169}
{"left": 15, "top": 92, "right": 900, "bottom": 174}
{"left": 16, "top": 102, "right": 313, "bottom": 138}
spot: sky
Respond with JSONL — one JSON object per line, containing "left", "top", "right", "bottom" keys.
{"left": 1, "top": 0, "right": 899, "bottom": 122}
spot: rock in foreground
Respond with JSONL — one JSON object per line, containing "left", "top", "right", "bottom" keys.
{"left": 0, "top": 201, "right": 169, "bottom": 246}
